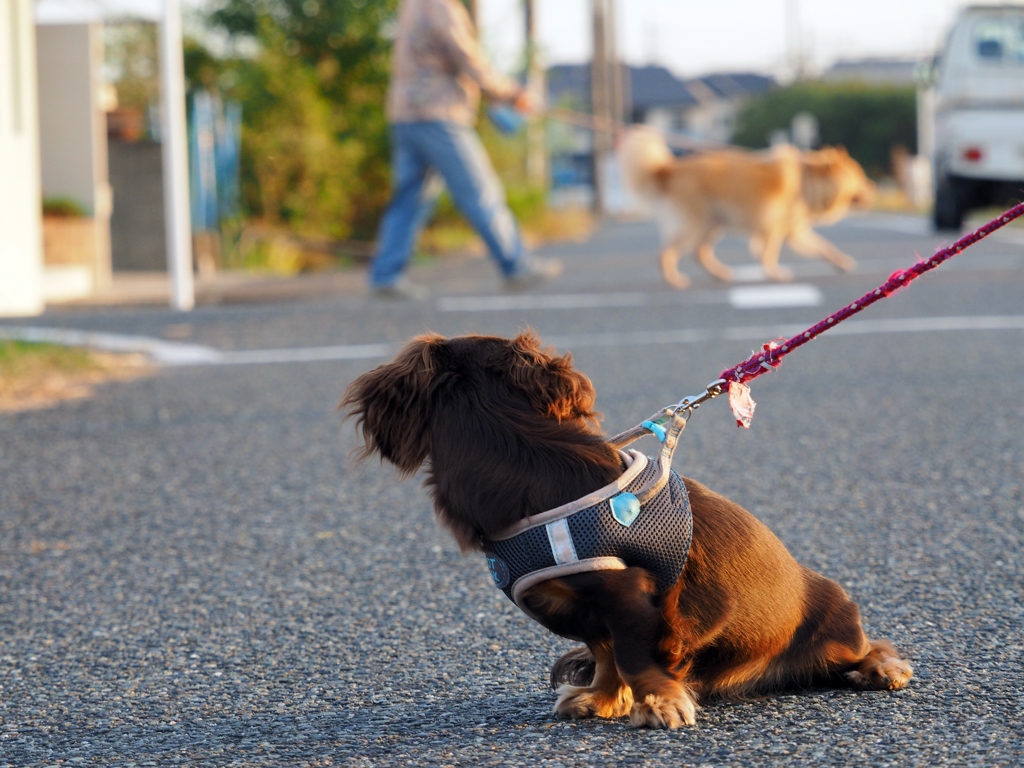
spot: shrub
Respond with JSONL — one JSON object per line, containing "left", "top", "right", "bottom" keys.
{"left": 228, "top": 22, "right": 366, "bottom": 238}
{"left": 204, "top": 0, "right": 397, "bottom": 240}
{"left": 733, "top": 82, "right": 917, "bottom": 178}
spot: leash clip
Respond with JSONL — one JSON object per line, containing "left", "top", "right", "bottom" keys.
{"left": 609, "top": 380, "right": 727, "bottom": 451}
{"left": 671, "top": 379, "right": 727, "bottom": 420}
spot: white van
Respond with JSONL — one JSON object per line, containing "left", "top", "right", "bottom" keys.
{"left": 931, "top": 4, "right": 1024, "bottom": 229}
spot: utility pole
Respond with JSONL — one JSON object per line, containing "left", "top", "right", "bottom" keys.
{"left": 524, "top": 0, "right": 546, "bottom": 187}
{"left": 786, "top": 0, "right": 804, "bottom": 81}
{"left": 607, "top": 0, "right": 624, "bottom": 126}
{"left": 590, "top": 0, "right": 623, "bottom": 214}
{"left": 159, "top": 0, "right": 195, "bottom": 311}
{"left": 590, "top": 0, "right": 612, "bottom": 214}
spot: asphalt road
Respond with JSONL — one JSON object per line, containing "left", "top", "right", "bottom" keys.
{"left": 1, "top": 212, "right": 1023, "bottom": 766}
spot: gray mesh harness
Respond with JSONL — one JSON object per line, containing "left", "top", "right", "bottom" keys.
{"left": 482, "top": 411, "right": 693, "bottom": 620}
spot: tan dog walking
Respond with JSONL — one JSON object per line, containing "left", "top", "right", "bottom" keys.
{"left": 619, "top": 128, "right": 876, "bottom": 289}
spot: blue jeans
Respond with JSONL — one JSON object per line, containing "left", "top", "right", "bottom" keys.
{"left": 369, "top": 122, "right": 525, "bottom": 287}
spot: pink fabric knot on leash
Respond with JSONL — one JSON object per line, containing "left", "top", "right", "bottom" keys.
{"left": 728, "top": 382, "right": 756, "bottom": 429}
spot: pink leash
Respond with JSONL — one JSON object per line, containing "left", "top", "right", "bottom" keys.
{"left": 650, "top": 203, "right": 1024, "bottom": 431}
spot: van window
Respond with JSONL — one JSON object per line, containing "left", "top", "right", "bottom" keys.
{"left": 974, "top": 16, "right": 1024, "bottom": 65}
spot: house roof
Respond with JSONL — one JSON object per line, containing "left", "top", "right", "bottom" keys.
{"left": 547, "top": 63, "right": 774, "bottom": 112}
{"left": 697, "top": 72, "right": 775, "bottom": 100}
{"left": 548, "top": 63, "right": 700, "bottom": 110}
{"left": 821, "top": 58, "right": 918, "bottom": 85}
{"left": 629, "top": 65, "right": 700, "bottom": 110}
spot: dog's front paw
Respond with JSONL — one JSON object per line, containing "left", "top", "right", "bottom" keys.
{"left": 765, "top": 265, "right": 794, "bottom": 282}
{"left": 629, "top": 688, "right": 697, "bottom": 729}
{"left": 846, "top": 640, "right": 913, "bottom": 691}
{"left": 554, "top": 683, "right": 633, "bottom": 719}
{"left": 664, "top": 271, "right": 692, "bottom": 290}
{"left": 711, "top": 266, "right": 735, "bottom": 284}
{"left": 835, "top": 254, "right": 857, "bottom": 273}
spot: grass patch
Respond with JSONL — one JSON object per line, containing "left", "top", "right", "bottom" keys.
{"left": 0, "top": 340, "right": 150, "bottom": 412}
{"left": 0, "top": 340, "right": 96, "bottom": 373}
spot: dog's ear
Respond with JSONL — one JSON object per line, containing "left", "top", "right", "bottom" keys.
{"left": 340, "top": 333, "right": 444, "bottom": 474}
{"left": 498, "top": 331, "right": 600, "bottom": 424}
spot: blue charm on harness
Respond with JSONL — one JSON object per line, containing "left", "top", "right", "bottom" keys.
{"left": 609, "top": 492, "right": 641, "bottom": 526}
{"left": 482, "top": 412, "right": 693, "bottom": 621}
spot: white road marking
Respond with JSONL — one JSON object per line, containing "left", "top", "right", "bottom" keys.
{"left": 217, "top": 343, "right": 397, "bottom": 365}
{"left": 730, "top": 265, "right": 768, "bottom": 283}
{"left": 441, "top": 282, "right": 831, "bottom": 315}
{"left": 437, "top": 292, "right": 650, "bottom": 312}
{"left": 3, "top": 316, "right": 1023, "bottom": 367}
{"left": 824, "top": 315, "right": 1024, "bottom": 336}
{"left": 438, "top": 290, "right": 734, "bottom": 312}
{"left": 727, "top": 284, "right": 823, "bottom": 309}
{"left": 0, "top": 326, "right": 222, "bottom": 365}
{"left": 849, "top": 213, "right": 1024, "bottom": 246}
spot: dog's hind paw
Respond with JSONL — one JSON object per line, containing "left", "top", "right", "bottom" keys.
{"left": 629, "top": 689, "right": 697, "bottom": 729}
{"left": 846, "top": 640, "right": 913, "bottom": 691}
{"left": 554, "top": 683, "right": 633, "bottom": 720}
{"left": 550, "top": 646, "right": 595, "bottom": 688}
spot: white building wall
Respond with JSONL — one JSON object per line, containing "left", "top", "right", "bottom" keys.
{"left": 36, "top": 26, "right": 98, "bottom": 213}
{"left": 36, "top": 22, "right": 112, "bottom": 291}
{"left": 0, "top": 0, "right": 44, "bottom": 316}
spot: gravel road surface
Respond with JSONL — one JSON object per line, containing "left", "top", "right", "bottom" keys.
{"left": 1, "top": 214, "right": 1022, "bottom": 766}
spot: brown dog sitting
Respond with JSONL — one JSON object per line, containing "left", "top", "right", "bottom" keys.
{"left": 341, "top": 331, "right": 912, "bottom": 728}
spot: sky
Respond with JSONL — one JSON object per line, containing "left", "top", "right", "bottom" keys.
{"left": 479, "top": 0, "right": 986, "bottom": 78}
{"left": 35, "top": 0, "right": 1004, "bottom": 78}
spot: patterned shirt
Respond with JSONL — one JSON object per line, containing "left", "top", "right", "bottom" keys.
{"left": 386, "top": 0, "right": 522, "bottom": 126}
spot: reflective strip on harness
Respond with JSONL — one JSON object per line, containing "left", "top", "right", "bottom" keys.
{"left": 546, "top": 519, "right": 578, "bottom": 565}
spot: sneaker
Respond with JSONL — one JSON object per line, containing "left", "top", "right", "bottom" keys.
{"left": 371, "top": 276, "right": 429, "bottom": 301}
{"left": 504, "top": 257, "right": 564, "bottom": 291}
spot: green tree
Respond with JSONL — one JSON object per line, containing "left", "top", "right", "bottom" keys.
{"left": 204, "top": 0, "right": 399, "bottom": 238}
{"left": 105, "top": 21, "right": 160, "bottom": 138}
{"left": 732, "top": 83, "right": 917, "bottom": 178}
{"left": 233, "top": 22, "right": 364, "bottom": 237}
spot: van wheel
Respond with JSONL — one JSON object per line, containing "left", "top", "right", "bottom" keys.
{"left": 933, "top": 176, "right": 965, "bottom": 231}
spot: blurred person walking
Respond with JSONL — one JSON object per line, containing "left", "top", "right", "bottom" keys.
{"left": 369, "top": 0, "right": 562, "bottom": 299}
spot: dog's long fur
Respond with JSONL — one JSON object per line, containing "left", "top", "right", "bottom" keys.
{"left": 342, "top": 331, "right": 911, "bottom": 728}
{"left": 619, "top": 128, "right": 877, "bottom": 289}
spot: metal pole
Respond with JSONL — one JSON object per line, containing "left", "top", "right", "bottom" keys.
{"left": 524, "top": 0, "right": 546, "bottom": 186}
{"left": 591, "top": 0, "right": 611, "bottom": 213}
{"left": 786, "top": 0, "right": 803, "bottom": 81}
{"left": 607, "top": 0, "right": 623, "bottom": 124}
{"left": 159, "top": 0, "right": 195, "bottom": 311}
{"left": 616, "top": 0, "right": 632, "bottom": 126}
